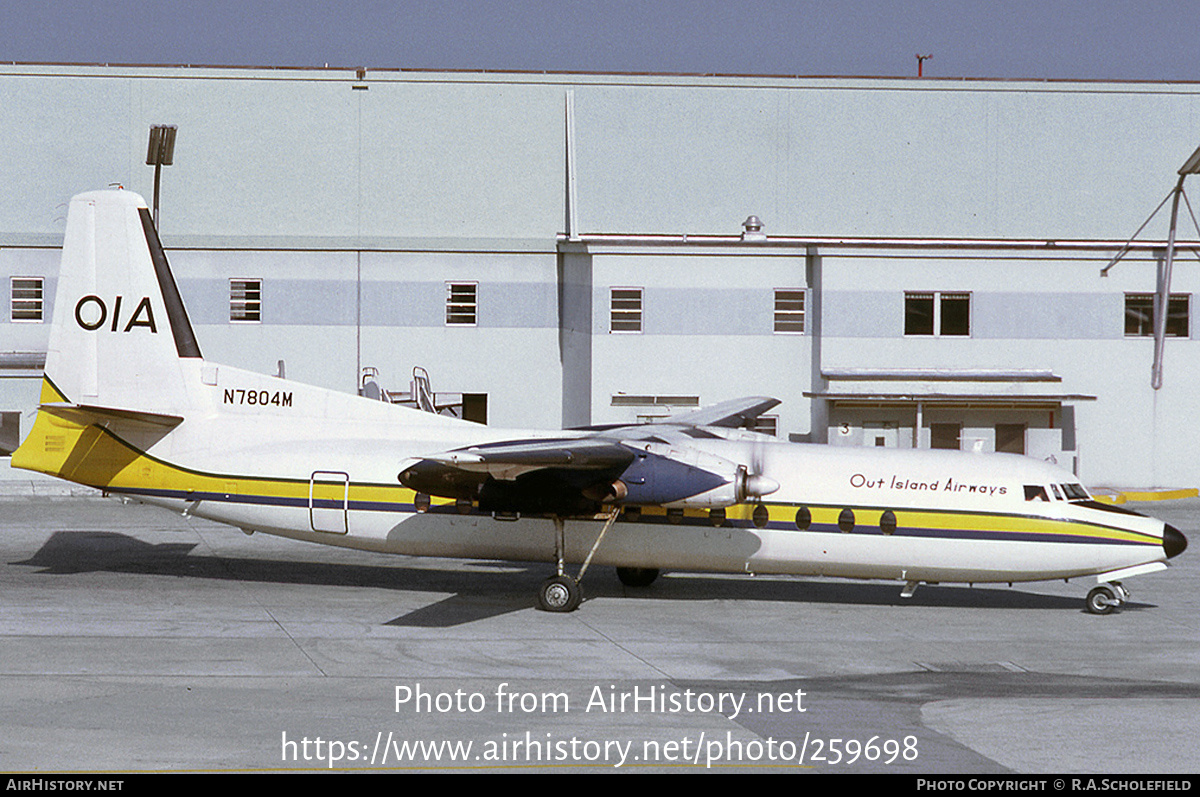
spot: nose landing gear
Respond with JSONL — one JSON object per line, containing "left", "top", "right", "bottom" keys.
{"left": 1085, "top": 581, "right": 1130, "bottom": 615}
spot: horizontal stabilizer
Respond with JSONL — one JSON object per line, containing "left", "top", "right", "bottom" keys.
{"left": 38, "top": 402, "right": 184, "bottom": 430}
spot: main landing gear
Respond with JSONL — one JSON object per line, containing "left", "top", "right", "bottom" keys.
{"left": 538, "top": 575, "right": 582, "bottom": 612}
{"left": 1085, "top": 581, "right": 1130, "bottom": 615}
{"left": 537, "top": 508, "right": 622, "bottom": 613}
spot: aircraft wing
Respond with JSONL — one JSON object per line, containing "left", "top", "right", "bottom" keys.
{"left": 657, "top": 396, "right": 780, "bottom": 428}
{"left": 416, "top": 438, "right": 635, "bottom": 481}
{"left": 399, "top": 437, "right": 637, "bottom": 515}
{"left": 399, "top": 397, "right": 784, "bottom": 516}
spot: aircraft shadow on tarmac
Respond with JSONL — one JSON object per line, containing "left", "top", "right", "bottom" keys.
{"left": 11, "top": 530, "right": 1145, "bottom": 627}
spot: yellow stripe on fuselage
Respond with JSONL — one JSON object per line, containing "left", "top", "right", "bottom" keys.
{"left": 12, "top": 377, "right": 1157, "bottom": 548}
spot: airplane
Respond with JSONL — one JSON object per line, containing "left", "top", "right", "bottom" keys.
{"left": 12, "top": 189, "right": 1188, "bottom": 615}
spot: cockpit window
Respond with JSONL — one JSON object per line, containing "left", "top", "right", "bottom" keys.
{"left": 1024, "top": 485, "right": 1049, "bottom": 501}
{"left": 1050, "top": 484, "right": 1064, "bottom": 500}
{"left": 1061, "top": 483, "right": 1090, "bottom": 501}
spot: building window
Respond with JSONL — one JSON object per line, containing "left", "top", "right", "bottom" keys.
{"left": 905, "top": 291, "right": 970, "bottom": 336}
{"left": 445, "top": 282, "right": 477, "bottom": 326}
{"left": 10, "top": 277, "right": 43, "bottom": 322}
{"left": 748, "top": 415, "right": 778, "bottom": 437}
{"left": 610, "top": 287, "right": 642, "bottom": 333}
{"left": 230, "top": 279, "right": 262, "bottom": 323}
{"left": 611, "top": 395, "right": 700, "bottom": 408}
{"left": 773, "top": 289, "right": 805, "bottom": 333}
{"left": 1125, "top": 294, "right": 1189, "bottom": 337}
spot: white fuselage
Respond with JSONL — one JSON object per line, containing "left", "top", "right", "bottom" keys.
{"left": 104, "top": 360, "right": 1169, "bottom": 587}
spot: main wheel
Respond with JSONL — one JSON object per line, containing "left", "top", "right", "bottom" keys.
{"left": 1086, "top": 585, "right": 1117, "bottom": 615}
{"left": 616, "top": 567, "right": 660, "bottom": 587}
{"left": 538, "top": 575, "right": 582, "bottom": 612}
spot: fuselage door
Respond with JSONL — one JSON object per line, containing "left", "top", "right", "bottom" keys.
{"left": 310, "top": 471, "right": 350, "bottom": 534}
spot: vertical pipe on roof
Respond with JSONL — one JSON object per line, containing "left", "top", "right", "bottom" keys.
{"left": 566, "top": 90, "right": 579, "bottom": 242}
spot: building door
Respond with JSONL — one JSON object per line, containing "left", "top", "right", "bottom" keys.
{"left": 996, "top": 423, "right": 1026, "bottom": 455}
{"left": 462, "top": 393, "right": 488, "bottom": 424}
{"left": 930, "top": 423, "right": 962, "bottom": 450}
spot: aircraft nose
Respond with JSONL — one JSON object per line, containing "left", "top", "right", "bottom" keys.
{"left": 1163, "top": 524, "right": 1188, "bottom": 559}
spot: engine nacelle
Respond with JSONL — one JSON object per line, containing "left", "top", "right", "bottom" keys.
{"left": 667, "top": 465, "right": 781, "bottom": 508}
{"left": 617, "top": 442, "right": 779, "bottom": 509}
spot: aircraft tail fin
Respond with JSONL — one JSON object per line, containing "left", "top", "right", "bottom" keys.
{"left": 42, "top": 189, "right": 200, "bottom": 411}
{"left": 12, "top": 190, "right": 205, "bottom": 481}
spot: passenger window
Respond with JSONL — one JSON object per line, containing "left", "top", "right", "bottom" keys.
{"left": 838, "top": 508, "right": 855, "bottom": 532}
{"left": 794, "top": 506, "right": 812, "bottom": 530}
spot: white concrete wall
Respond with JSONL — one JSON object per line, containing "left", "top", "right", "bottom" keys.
{"left": 1, "top": 65, "right": 1198, "bottom": 486}
{"left": 2, "top": 66, "right": 1197, "bottom": 247}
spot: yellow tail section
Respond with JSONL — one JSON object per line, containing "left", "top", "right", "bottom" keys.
{"left": 11, "top": 378, "right": 139, "bottom": 487}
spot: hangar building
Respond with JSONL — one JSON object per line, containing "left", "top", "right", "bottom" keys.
{"left": 1, "top": 64, "right": 1198, "bottom": 489}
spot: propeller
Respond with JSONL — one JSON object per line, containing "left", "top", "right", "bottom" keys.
{"left": 736, "top": 439, "right": 779, "bottom": 503}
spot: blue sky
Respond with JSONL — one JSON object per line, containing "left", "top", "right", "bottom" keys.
{"left": 1, "top": 0, "right": 1198, "bottom": 80}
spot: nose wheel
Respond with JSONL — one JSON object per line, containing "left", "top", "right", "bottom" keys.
{"left": 1086, "top": 581, "right": 1129, "bottom": 615}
